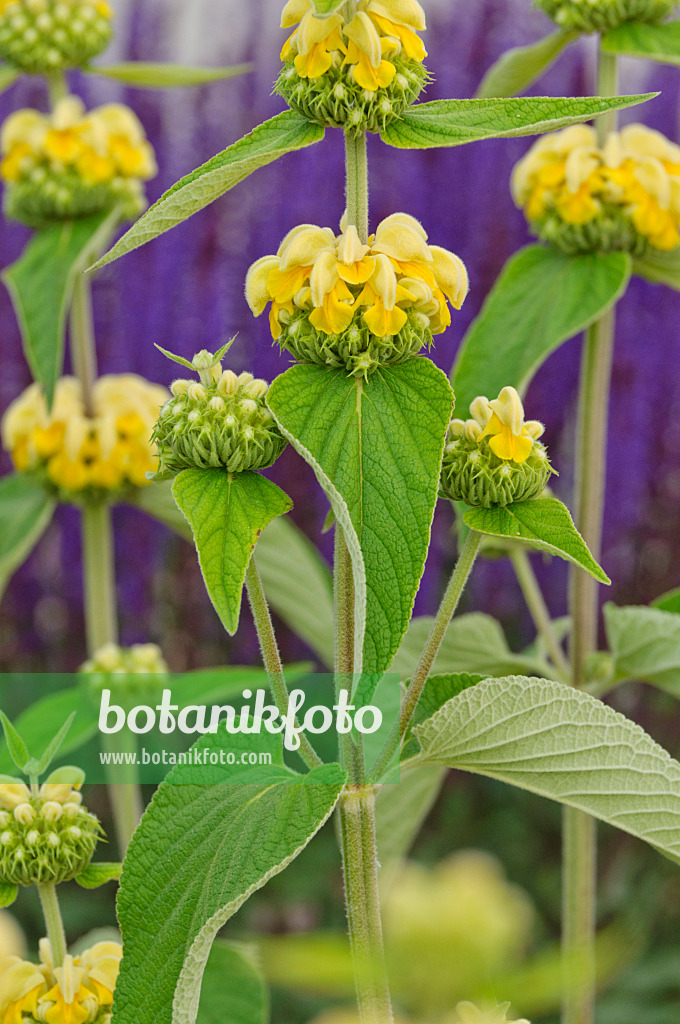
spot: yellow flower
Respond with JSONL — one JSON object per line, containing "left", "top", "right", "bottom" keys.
{"left": 1, "top": 374, "right": 169, "bottom": 495}
{"left": 451, "top": 387, "right": 544, "bottom": 465}
{"left": 512, "top": 123, "right": 680, "bottom": 253}
{"left": 0, "top": 940, "right": 121, "bottom": 1024}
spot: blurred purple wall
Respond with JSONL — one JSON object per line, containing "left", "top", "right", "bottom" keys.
{"left": 1, "top": 0, "right": 679, "bottom": 671}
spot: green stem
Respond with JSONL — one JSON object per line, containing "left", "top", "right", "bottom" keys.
{"left": 562, "top": 41, "right": 619, "bottom": 1024}
{"left": 82, "top": 502, "right": 118, "bottom": 655}
{"left": 345, "top": 130, "right": 369, "bottom": 244}
{"left": 510, "top": 547, "right": 570, "bottom": 679}
{"left": 70, "top": 275, "right": 98, "bottom": 417}
{"left": 334, "top": 527, "right": 364, "bottom": 784}
{"left": 37, "top": 883, "right": 67, "bottom": 966}
{"left": 245, "top": 557, "right": 323, "bottom": 771}
{"left": 338, "top": 787, "right": 394, "bottom": 1024}
{"left": 46, "top": 71, "right": 68, "bottom": 108}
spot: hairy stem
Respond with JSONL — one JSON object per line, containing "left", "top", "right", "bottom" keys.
{"left": 334, "top": 527, "right": 363, "bottom": 784}
{"left": 345, "top": 130, "right": 369, "bottom": 244}
{"left": 510, "top": 547, "right": 570, "bottom": 679}
{"left": 562, "top": 43, "right": 619, "bottom": 1024}
{"left": 245, "top": 557, "right": 322, "bottom": 771}
{"left": 339, "top": 787, "right": 394, "bottom": 1024}
{"left": 82, "top": 502, "right": 118, "bottom": 655}
{"left": 70, "top": 274, "right": 98, "bottom": 416}
{"left": 37, "top": 883, "right": 67, "bottom": 966}
{"left": 46, "top": 72, "right": 68, "bottom": 108}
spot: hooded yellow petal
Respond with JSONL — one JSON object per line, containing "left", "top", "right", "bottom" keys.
{"left": 429, "top": 245, "right": 469, "bottom": 309}
{"left": 344, "top": 11, "right": 383, "bottom": 68}
{"left": 278, "top": 225, "right": 336, "bottom": 269}
{"left": 372, "top": 214, "right": 432, "bottom": 262}
{"left": 246, "top": 256, "right": 279, "bottom": 314}
{"left": 281, "top": 0, "right": 311, "bottom": 28}
{"left": 366, "top": 0, "right": 426, "bottom": 31}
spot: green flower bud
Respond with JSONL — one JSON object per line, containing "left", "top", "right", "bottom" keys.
{"left": 152, "top": 348, "right": 286, "bottom": 477}
{"left": 535, "top": 0, "right": 675, "bottom": 33}
{"left": 0, "top": 773, "right": 100, "bottom": 886}
{"left": 440, "top": 388, "right": 554, "bottom": 508}
{"left": 531, "top": 204, "right": 651, "bottom": 257}
{"left": 0, "top": 0, "right": 113, "bottom": 74}
{"left": 80, "top": 642, "right": 168, "bottom": 710}
{"left": 275, "top": 54, "right": 429, "bottom": 134}
{"left": 4, "top": 169, "right": 145, "bottom": 228}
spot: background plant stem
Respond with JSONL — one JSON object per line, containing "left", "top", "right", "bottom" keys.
{"left": 510, "top": 547, "right": 570, "bottom": 679}
{"left": 37, "top": 882, "right": 67, "bottom": 966}
{"left": 562, "top": 43, "right": 619, "bottom": 1024}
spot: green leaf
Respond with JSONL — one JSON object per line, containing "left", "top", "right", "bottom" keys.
{"left": 602, "top": 20, "right": 680, "bottom": 66}
{"left": 413, "top": 674, "right": 680, "bottom": 865}
{"left": 0, "top": 474, "right": 55, "bottom": 599}
{"left": 0, "top": 65, "right": 19, "bottom": 93}
{"left": 392, "top": 612, "right": 551, "bottom": 679}
{"left": 633, "top": 246, "right": 680, "bottom": 291}
{"left": 35, "top": 712, "right": 76, "bottom": 775}
{"left": 256, "top": 517, "right": 334, "bottom": 668}
{"left": 463, "top": 499, "right": 610, "bottom": 584}
{"left": 0, "top": 881, "right": 18, "bottom": 908}
{"left": 130, "top": 481, "right": 193, "bottom": 541}
{"left": 75, "top": 862, "right": 122, "bottom": 889}
{"left": 113, "top": 729, "right": 345, "bottom": 1024}
{"left": 451, "top": 246, "right": 631, "bottom": 415}
{"left": 604, "top": 603, "right": 680, "bottom": 697}
{"left": 267, "top": 359, "right": 454, "bottom": 675}
{"left": 379, "top": 93, "right": 655, "bottom": 149}
{"left": 375, "top": 764, "right": 446, "bottom": 885}
{"left": 409, "top": 673, "right": 485, "bottom": 732}
{"left": 85, "top": 62, "right": 251, "bottom": 88}
{"left": 0, "top": 712, "right": 29, "bottom": 772}
{"left": 476, "top": 30, "right": 577, "bottom": 98}
{"left": 91, "top": 112, "right": 324, "bottom": 271}
{"left": 172, "top": 469, "right": 293, "bottom": 636}
{"left": 0, "top": 687, "right": 97, "bottom": 775}
{"left": 2, "top": 209, "right": 119, "bottom": 405}
{"left": 197, "top": 941, "right": 268, "bottom": 1024}
{"left": 652, "top": 587, "right": 680, "bottom": 614}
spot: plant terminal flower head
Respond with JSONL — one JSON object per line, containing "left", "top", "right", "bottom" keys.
{"left": 1, "top": 96, "right": 156, "bottom": 227}
{"left": 451, "top": 1002, "right": 531, "bottom": 1024}
{"left": 152, "top": 344, "right": 287, "bottom": 477}
{"left": 276, "top": 0, "right": 430, "bottom": 132}
{"left": 1, "top": 374, "right": 169, "bottom": 501}
{"left": 80, "top": 642, "right": 169, "bottom": 711}
{"left": 0, "top": 938, "right": 122, "bottom": 1024}
{"left": 0, "top": 768, "right": 101, "bottom": 886}
{"left": 512, "top": 123, "right": 680, "bottom": 255}
{"left": 535, "top": 0, "right": 675, "bottom": 33}
{"left": 0, "top": 0, "right": 113, "bottom": 74}
{"left": 440, "top": 387, "right": 554, "bottom": 507}
{"left": 246, "top": 213, "right": 468, "bottom": 377}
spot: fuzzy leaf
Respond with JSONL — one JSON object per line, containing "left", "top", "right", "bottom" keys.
{"left": 2, "top": 209, "right": 119, "bottom": 405}
{"left": 35, "top": 712, "right": 76, "bottom": 775}
{"left": 0, "top": 881, "right": 17, "bottom": 908}
{"left": 130, "top": 481, "right": 193, "bottom": 541}
{"left": 0, "top": 687, "right": 97, "bottom": 775}
{"left": 633, "top": 247, "right": 680, "bottom": 291}
{"left": 452, "top": 246, "right": 631, "bottom": 414}
{"left": 267, "top": 360, "right": 453, "bottom": 675}
{"left": 256, "top": 517, "right": 334, "bottom": 668}
{"left": 602, "top": 20, "right": 680, "bottom": 66}
{"left": 172, "top": 470, "right": 292, "bottom": 636}
{"left": 75, "top": 862, "right": 122, "bottom": 889}
{"left": 85, "top": 62, "right": 251, "bottom": 88}
{"left": 604, "top": 603, "right": 680, "bottom": 697}
{"left": 379, "top": 93, "right": 654, "bottom": 149}
{"left": 113, "top": 730, "right": 345, "bottom": 1024}
{"left": 0, "top": 712, "right": 29, "bottom": 771}
{"left": 463, "top": 499, "right": 610, "bottom": 584}
{"left": 476, "top": 30, "right": 577, "bottom": 98}
{"left": 413, "top": 675, "right": 680, "bottom": 865}
{"left": 197, "top": 941, "right": 268, "bottom": 1024}
{"left": 0, "top": 474, "right": 55, "bottom": 599}
{"left": 652, "top": 587, "right": 680, "bottom": 614}
{"left": 92, "top": 112, "right": 324, "bottom": 270}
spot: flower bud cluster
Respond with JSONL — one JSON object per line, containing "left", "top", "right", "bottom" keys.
{"left": 0, "top": 771, "right": 100, "bottom": 886}
{"left": 1, "top": 96, "right": 156, "bottom": 226}
{"left": 440, "top": 387, "right": 553, "bottom": 508}
{"left": 80, "top": 642, "right": 168, "bottom": 712}
{"left": 1, "top": 374, "right": 169, "bottom": 501}
{"left": 0, "top": 938, "right": 122, "bottom": 1024}
{"left": 512, "top": 124, "right": 680, "bottom": 255}
{"left": 275, "top": 0, "right": 429, "bottom": 132}
{"left": 153, "top": 358, "right": 286, "bottom": 477}
{"left": 246, "top": 213, "right": 468, "bottom": 377}
{"left": 535, "top": 0, "right": 675, "bottom": 33}
{"left": 0, "top": 0, "right": 113, "bottom": 74}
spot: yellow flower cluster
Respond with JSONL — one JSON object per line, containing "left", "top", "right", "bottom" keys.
{"left": 280, "top": 0, "right": 427, "bottom": 91}
{"left": 1, "top": 96, "right": 156, "bottom": 224}
{"left": 512, "top": 123, "right": 680, "bottom": 254}
{"left": 246, "top": 214, "right": 468, "bottom": 374}
{"left": 450, "top": 387, "right": 545, "bottom": 466}
{"left": 1, "top": 374, "right": 169, "bottom": 496}
{"left": 0, "top": 0, "right": 113, "bottom": 75}
{"left": 0, "top": 939, "right": 121, "bottom": 1024}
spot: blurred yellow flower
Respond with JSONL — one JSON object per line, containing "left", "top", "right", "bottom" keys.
{"left": 0, "top": 0, "right": 113, "bottom": 75}
{"left": 450, "top": 1002, "right": 530, "bottom": 1024}
{"left": 0, "top": 914, "right": 24, "bottom": 961}
{"left": 1, "top": 374, "right": 169, "bottom": 496}
{"left": 512, "top": 123, "right": 680, "bottom": 254}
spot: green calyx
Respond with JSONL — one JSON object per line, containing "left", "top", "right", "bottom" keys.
{"left": 153, "top": 368, "right": 286, "bottom": 478}
{"left": 275, "top": 54, "right": 429, "bottom": 134}
{"left": 0, "top": 0, "right": 112, "bottom": 74}
{"left": 278, "top": 306, "right": 433, "bottom": 379}
{"left": 4, "top": 168, "right": 143, "bottom": 228}
{"left": 534, "top": 0, "right": 676, "bottom": 33}
{"left": 531, "top": 205, "right": 652, "bottom": 256}
{"left": 440, "top": 435, "right": 554, "bottom": 508}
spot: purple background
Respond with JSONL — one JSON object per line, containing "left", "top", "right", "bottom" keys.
{"left": 1, "top": 0, "right": 679, "bottom": 673}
